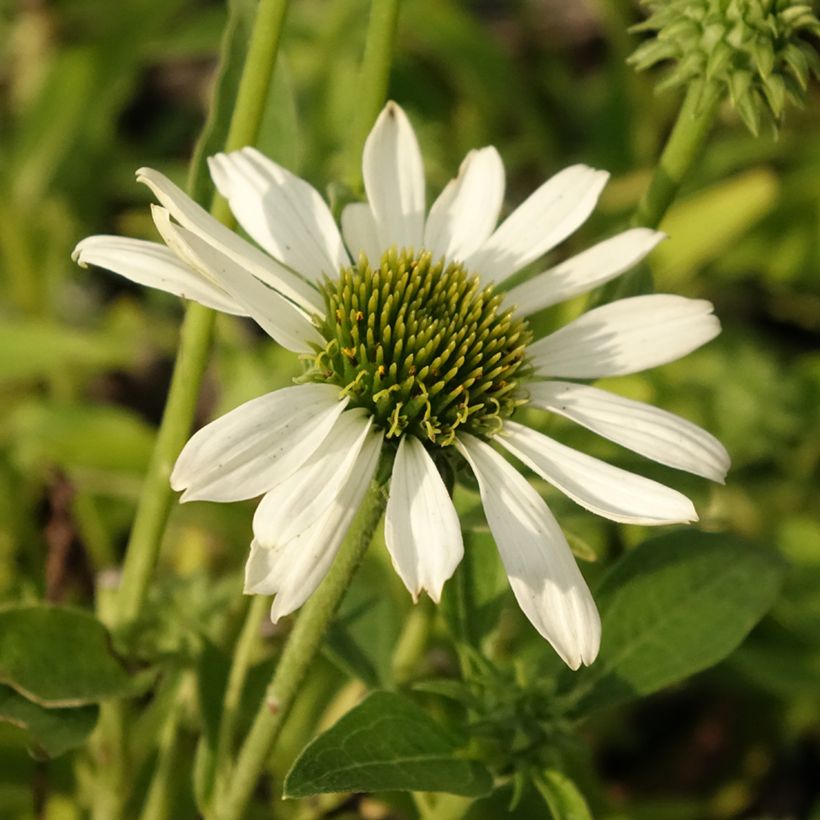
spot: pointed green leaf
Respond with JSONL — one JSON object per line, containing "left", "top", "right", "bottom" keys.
{"left": 535, "top": 769, "right": 593, "bottom": 820}
{"left": 562, "top": 532, "right": 785, "bottom": 715}
{"left": 187, "top": 0, "right": 258, "bottom": 205}
{"left": 0, "top": 605, "right": 132, "bottom": 707}
{"left": 284, "top": 691, "right": 493, "bottom": 798}
{"left": 0, "top": 685, "right": 97, "bottom": 759}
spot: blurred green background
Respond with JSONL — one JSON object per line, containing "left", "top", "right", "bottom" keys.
{"left": 0, "top": 0, "right": 819, "bottom": 818}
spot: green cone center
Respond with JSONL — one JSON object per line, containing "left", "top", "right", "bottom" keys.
{"left": 306, "top": 248, "right": 533, "bottom": 447}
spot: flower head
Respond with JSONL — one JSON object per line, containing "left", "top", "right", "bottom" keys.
{"left": 629, "top": 0, "right": 820, "bottom": 134}
{"left": 73, "top": 102, "right": 729, "bottom": 669}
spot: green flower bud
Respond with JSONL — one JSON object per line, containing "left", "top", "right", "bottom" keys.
{"left": 629, "top": 0, "right": 820, "bottom": 135}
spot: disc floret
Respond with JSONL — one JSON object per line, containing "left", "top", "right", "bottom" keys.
{"left": 306, "top": 248, "right": 533, "bottom": 447}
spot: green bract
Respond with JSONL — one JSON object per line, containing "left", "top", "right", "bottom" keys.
{"left": 629, "top": 0, "right": 820, "bottom": 134}
{"left": 306, "top": 248, "right": 533, "bottom": 447}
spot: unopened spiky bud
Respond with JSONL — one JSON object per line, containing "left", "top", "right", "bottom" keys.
{"left": 629, "top": 0, "right": 820, "bottom": 135}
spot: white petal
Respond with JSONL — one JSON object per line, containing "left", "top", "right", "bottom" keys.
{"left": 208, "top": 147, "right": 348, "bottom": 281}
{"left": 152, "top": 206, "right": 322, "bottom": 353}
{"left": 465, "top": 165, "right": 609, "bottom": 284}
{"left": 527, "top": 381, "right": 730, "bottom": 482}
{"left": 72, "top": 235, "right": 245, "bottom": 315}
{"left": 245, "top": 425, "right": 384, "bottom": 621}
{"left": 497, "top": 421, "right": 698, "bottom": 525}
{"left": 384, "top": 436, "right": 463, "bottom": 603}
{"left": 136, "top": 167, "right": 323, "bottom": 314}
{"left": 341, "top": 202, "right": 382, "bottom": 263}
{"left": 253, "top": 409, "right": 373, "bottom": 547}
{"left": 528, "top": 294, "right": 721, "bottom": 378}
{"left": 362, "top": 101, "right": 425, "bottom": 253}
{"left": 423, "top": 147, "right": 505, "bottom": 264}
{"left": 171, "top": 383, "right": 347, "bottom": 502}
{"left": 506, "top": 228, "right": 666, "bottom": 317}
{"left": 456, "top": 433, "right": 600, "bottom": 669}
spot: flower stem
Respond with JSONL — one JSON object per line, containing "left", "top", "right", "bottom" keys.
{"left": 112, "top": 0, "right": 292, "bottom": 631}
{"left": 344, "top": 0, "right": 402, "bottom": 187}
{"left": 138, "top": 676, "right": 189, "bottom": 820}
{"left": 212, "top": 471, "right": 391, "bottom": 820}
{"left": 632, "top": 81, "right": 722, "bottom": 230}
{"left": 605, "top": 81, "right": 722, "bottom": 300}
{"left": 213, "top": 595, "right": 269, "bottom": 797}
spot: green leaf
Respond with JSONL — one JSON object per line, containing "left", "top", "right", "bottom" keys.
{"left": 0, "top": 685, "right": 97, "bottom": 759}
{"left": 440, "top": 523, "right": 507, "bottom": 650}
{"left": 0, "top": 605, "right": 132, "bottom": 707}
{"left": 0, "top": 319, "right": 134, "bottom": 385}
{"left": 323, "top": 552, "right": 403, "bottom": 687}
{"left": 535, "top": 769, "right": 593, "bottom": 820}
{"left": 187, "top": 0, "right": 257, "bottom": 205}
{"left": 563, "top": 532, "right": 785, "bottom": 715}
{"left": 284, "top": 691, "right": 493, "bottom": 799}
{"left": 8, "top": 401, "right": 154, "bottom": 475}
{"left": 653, "top": 169, "right": 779, "bottom": 288}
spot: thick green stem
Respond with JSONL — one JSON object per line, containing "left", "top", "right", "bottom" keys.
{"left": 343, "top": 0, "right": 401, "bottom": 187}
{"left": 212, "top": 473, "right": 391, "bottom": 820}
{"left": 112, "top": 0, "right": 292, "bottom": 631}
{"left": 113, "top": 303, "right": 215, "bottom": 628}
{"left": 603, "top": 81, "right": 722, "bottom": 301}
{"left": 632, "top": 81, "right": 722, "bottom": 230}
{"left": 96, "top": 4, "right": 291, "bottom": 819}
{"left": 213, "top": 595, "right": 269, "bottom": 796}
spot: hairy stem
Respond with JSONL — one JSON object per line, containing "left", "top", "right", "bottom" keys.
{"left": 113, "top": 0, "right": 292, "bottom": 630}
{"left": 212, "top": 473, "right": 390, "bottom": 820}
{"left": 343, "top": 0, "right": 402, "bottom": 188}
{"left": 633, "top": 81, "right": 722, "bottom": 230}
{"left": 213, "top": 595, "right": 269, "bottom": 797}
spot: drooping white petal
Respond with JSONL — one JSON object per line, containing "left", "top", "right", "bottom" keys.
{"left": 384, "top": 436, "right": 463, "bottom": 603}
{"left": 456, "top": 433, "right": 600, "bottom": 669}
{"left": 506, "top": 228, "right": 666, "bottom": 317}
{"left": 171, "top": 383, "right": 347, "bottom": 502}
{"left": 528, "top": 294, "right": 721, "bottom": 378}
{"left": 136, "top": 167, "right": 323, "bottom": 314}
{"left": 464, "top": 165, "right": 609, "bottom": 284}
{"left": 208, "top": 147, "right": 349, "bottom": 280}
{"left": 423, "top": 147, "right": 505, "bottom": 264}
{"left": 527, "top": 381, "right": 730, "bottom": 482}
{"left": 253, "top": 409, "right": 373, "bottom": 547}
{"left": 341, "top": 202, "right": 382, "bottom": 263}
{"left": 497, "top": 421, "right": 698, "bottom": 525}
{"left": 152, "top": 206, "right": 322, "bottom": 353}
{"left": 362, "top": 101, "right": 425, "bottom": 253}
{"left": 245, "top": 425, "right": 384, "bottom": 621}
{"left": 72, "top": 235, "right": 246, "bottom": 316}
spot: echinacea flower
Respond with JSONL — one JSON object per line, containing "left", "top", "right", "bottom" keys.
{"left": 73, "top": 102, "right": 729, "bottom": 670}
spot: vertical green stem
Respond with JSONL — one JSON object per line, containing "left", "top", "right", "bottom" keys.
{"left": 391, "top": 597, "right": 433, "bottom": 686}
{"left": 604, "top": 81, "right": 722, "bottom": 300}
{"left": 112, "top": 0, "right": 292, "bottom": 631}
{"left": 96, "top": 3, "right": 291, "bottom": 819}
{"left": 112, "top": 303, "right": 215, "bottom": 628}
{"left": 212, "top": 473, "right": 391, "bottom": 820}
{"left": 343, "top": 0, "right": 401, "bottom": 187}
{"left": 213, "top": 595, "right": 269, "bottom": 795}
{"left": 138, "top": 677, "right": 189, "bottom": 820}
{"left": 632, "top": 81, "right": 722, "bottom": 229}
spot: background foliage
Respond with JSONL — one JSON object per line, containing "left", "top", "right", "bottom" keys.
{"left": 0, "top": 0, "right": 818, "bottom": 818}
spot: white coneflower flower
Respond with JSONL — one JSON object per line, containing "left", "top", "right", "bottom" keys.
{"left": 73, "top": 102, "right": 729, "bottom": 670}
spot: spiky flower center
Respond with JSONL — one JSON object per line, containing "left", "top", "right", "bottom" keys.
{"left": 305, "top": 248, "right": 533, "bottom": 447}
{"left": 629, "top": 0, "right": 820, "bottom": 133}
